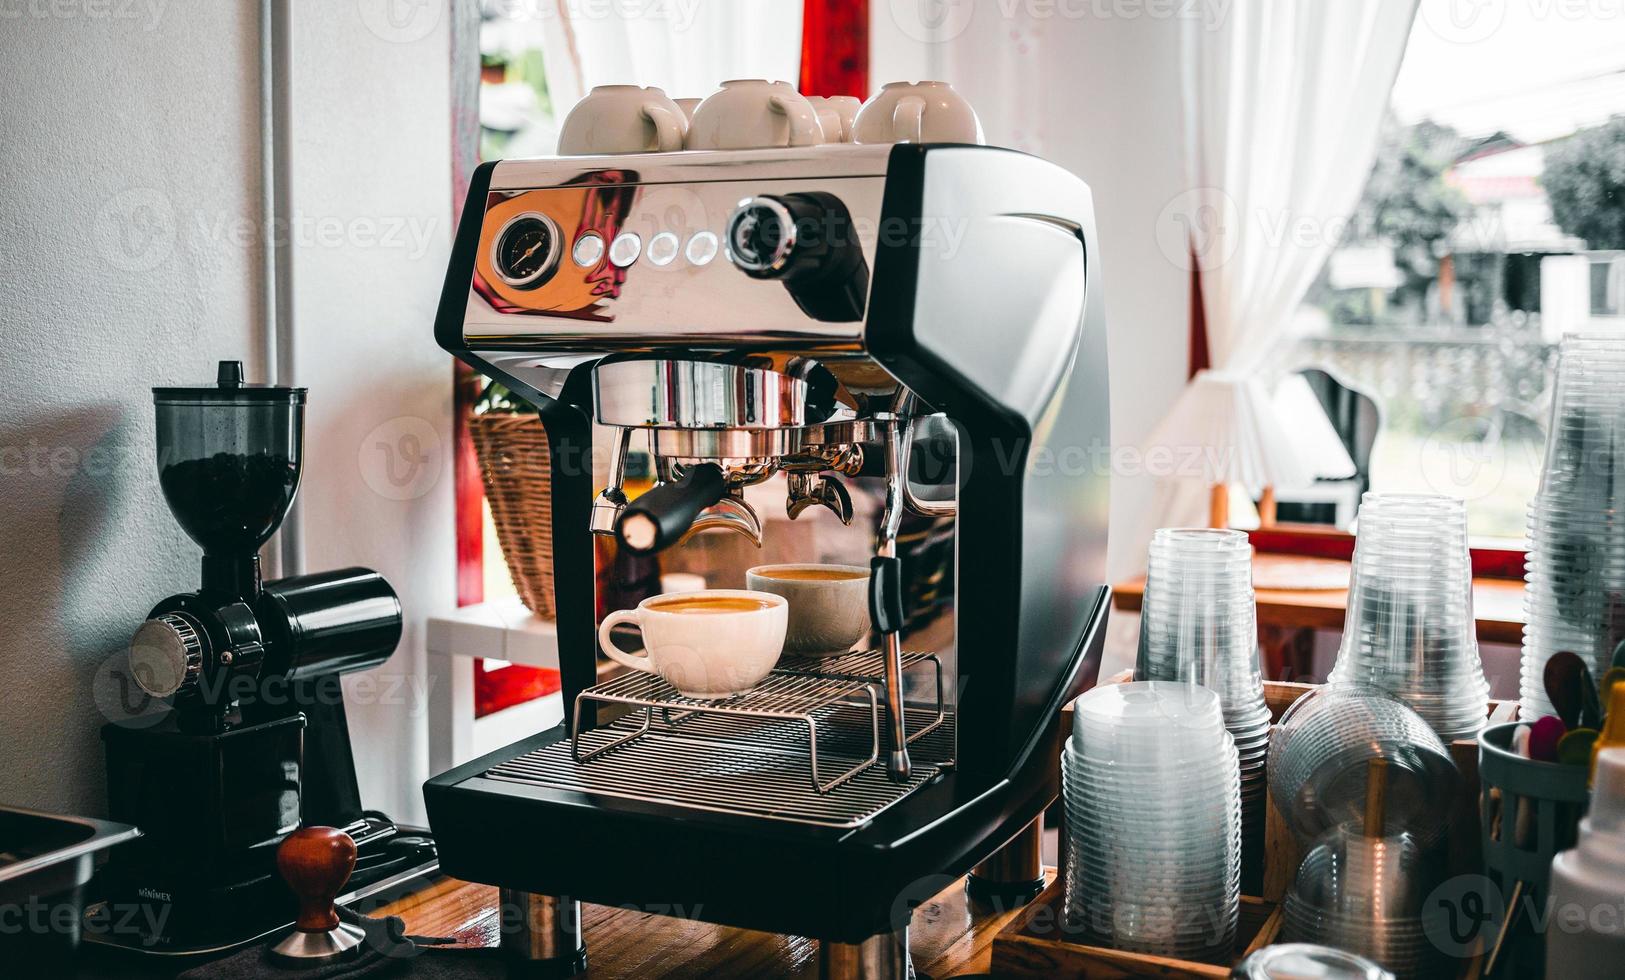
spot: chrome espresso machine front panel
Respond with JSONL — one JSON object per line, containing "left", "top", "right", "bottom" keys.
{"left": 458, "top": 144, "right": 894, "bottom": 369}
{"left": 426, "top": 141, "right": 1111, "bottom": 951}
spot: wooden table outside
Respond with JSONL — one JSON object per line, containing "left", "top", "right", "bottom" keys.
{"left": 376, "top": 870, "right": 1051, "bottom": 978}
{"left": 1112, "top": 551, "right": 1527, "bottom": 645}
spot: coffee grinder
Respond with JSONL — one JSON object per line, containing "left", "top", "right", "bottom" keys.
{"left": 96, "top": 361, "right": 431, "bottom": 952}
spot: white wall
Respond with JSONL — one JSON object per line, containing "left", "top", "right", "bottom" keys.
{"left": 0, "top": 1, "right": 456, "bottom": 824}
{"left": 0, "top": 2, "right": 265, "bottom": 815}
{"left": 284, "top": 0, "right": 456, "bottom": 824}
{"left": 872, "top": 7, "right": 1192, "bottom": 676}
{"left": 871, "top": 8, "right": 1191, "bottom": 576}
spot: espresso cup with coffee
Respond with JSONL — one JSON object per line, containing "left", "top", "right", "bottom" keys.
{"left": 746, "top": 564, "right": 872, "bottom": 658}
{"left": 597, "top": 589, "right": 787, "bottom": 698}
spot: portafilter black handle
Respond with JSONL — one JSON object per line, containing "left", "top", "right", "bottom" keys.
{"left": 615, "top": 463, "right": 727, "bottom": 554}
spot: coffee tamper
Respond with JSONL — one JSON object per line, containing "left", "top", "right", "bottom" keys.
{"left": 268, "top": 827, "right": 367, "bottom": 963}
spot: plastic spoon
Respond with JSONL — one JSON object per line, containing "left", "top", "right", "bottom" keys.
{"left": 1529, "top": 715, "right": 1567, "bottom": 763}
{"left": 1545, "top": 651, "right": 1587, "bottom": 729}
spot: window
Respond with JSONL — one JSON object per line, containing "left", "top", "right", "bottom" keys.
{"left": 459, "top": 7, "right": 568, "bottom": 717}
{"left": 1277, "top": 2, "right": 1625, "bottom": 542}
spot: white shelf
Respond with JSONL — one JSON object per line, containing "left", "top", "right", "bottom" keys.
{"left": 426, "top": 597, "right": 559, "bottom": 670}
{"left": 425, "top": 597, "right": 562, "bottom": 775}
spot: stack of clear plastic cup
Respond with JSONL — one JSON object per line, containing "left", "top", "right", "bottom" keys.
{"left": 1327, "top": 492, "right": 1490, "bottom": 741}
{"left": 1522, "top": 333, "right": 1625, "bottom": 719}
{"left": 1062, "top": 681, "right": 1241, "bottom": 962}
{"left": 1267, "top": 684, "right": 1458, "bottom": 847}
{"left": 1280, "top": 828, "right": 1446, "bottom": 979}
{"left": 1134, "top": 528, "right": 1270, "bottom": 887}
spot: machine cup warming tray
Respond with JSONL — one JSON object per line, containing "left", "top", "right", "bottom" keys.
{"left": 484, "top": 650, "right": 953, "bottom": 828}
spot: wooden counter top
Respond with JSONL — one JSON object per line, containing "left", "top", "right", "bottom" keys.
{"left": 1112, "top": 551, "right": 1528, "bottom": 645}
{"left": 377, "top": 870, "right": 1051, "bottom": 978}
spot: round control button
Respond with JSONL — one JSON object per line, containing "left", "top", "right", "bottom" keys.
{"left": 646, "top": 231, "right": 680, "bottom": 267}
{"left": 685, "top": 230, "right": 719, "bottom": 266}
{"left": 726, "top": 197, "right": 797, "bottom": 275}
{"left": 572, "top": 232, "right": 605, "bottom": 267}
{"left": 608, "top": 232, "right": 642, "bottom": 268}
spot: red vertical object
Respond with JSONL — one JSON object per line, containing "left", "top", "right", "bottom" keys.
{"left": 800, "top": 0, "right": 869, "bottom": 98}
{"left": 1188, "top": 261, "right": 1210, "bottom": 379}
{"left": 454, "top": 367, "right": 485, "bottom": 608}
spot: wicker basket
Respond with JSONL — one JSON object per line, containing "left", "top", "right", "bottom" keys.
{"left": 468, "top": 412, "right": 556, "bottom": 618}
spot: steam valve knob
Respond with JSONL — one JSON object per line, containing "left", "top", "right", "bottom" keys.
{"left": 726, "top": 193, "right": 868, "bottom": 321}
{"left": 128, "top": 613, "right": 205, "bottom": 700}
{"left": 268, "top": 826, "right": 366, "bottom": 963}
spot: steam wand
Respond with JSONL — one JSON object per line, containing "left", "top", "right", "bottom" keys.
{"left": 872, "top": 395, "right": 918, "bottom": 782}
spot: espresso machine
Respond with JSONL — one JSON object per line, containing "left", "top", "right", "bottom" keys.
{"left": 95, "top": 361, "right": 431, "bottom": 952}
{"left": 425, "top": 140, "right": 1111, "bottom": 977}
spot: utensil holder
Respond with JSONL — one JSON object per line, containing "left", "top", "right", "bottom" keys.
{"left": 1478, "top": 721, "right": 1591, "bottom": 902}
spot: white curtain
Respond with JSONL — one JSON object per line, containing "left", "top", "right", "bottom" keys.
{"left": 536, "top": 0, "right": 803, "bottom": 109}
{"left": 1147, "top": 0, "right": 1416, "bottom": 507}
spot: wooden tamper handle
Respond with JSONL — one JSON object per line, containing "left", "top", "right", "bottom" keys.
{"left": 269, "top": 826, "right": 366, "bottom": 963}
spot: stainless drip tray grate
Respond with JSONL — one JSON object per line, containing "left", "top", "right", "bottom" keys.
{"left": 486, "top": 709, "right": 950, "bottom": 828}
{"left": 569, "top": 651, "right": 946, "bottom": 794}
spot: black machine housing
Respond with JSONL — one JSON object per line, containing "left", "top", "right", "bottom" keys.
{"left": 426, "top": 143, "right": 1111, "bottom": 943}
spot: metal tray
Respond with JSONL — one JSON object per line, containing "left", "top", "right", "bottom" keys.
{"left": 0, "top": 805, "right": 140, "bottom": 907}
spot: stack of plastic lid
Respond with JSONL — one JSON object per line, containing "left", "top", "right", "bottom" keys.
{"left": 1328, "top": 492, "right": 1490, "bottom": 741}
{"left": 1231, "top": 943, "right": 1394, "bottom": 980}
{"left": 1280, "top": 828, "right": 1446, "bottom": 980}
{"left": 1522, "top": 333, "right": 1625, "bottom": 719}
{"left": 1062, "top": 681, "right": 1241, "bottom": 962}
{"left": 1135, "top": 528, "right": 1270, "bottom": 886}
{"left": 1268, "top": 684, "right": 1457, "bottom": 847}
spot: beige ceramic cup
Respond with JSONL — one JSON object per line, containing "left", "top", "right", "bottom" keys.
{"left": 807, "top": 95, "right": 861, "bottom": 142}
{"left": 746, "top": 564, "right": 872, "bottom": 658}
{"left": 852, "top": 80, "right": 983, "bottom": 145}
{"left": 557, "top": 84, "right": 687, "bottom": 155}
{"left": 597, "top": 589, "right": 788, "bottom": 698}
{"left": 673, "top": 97, "right": 703, "bottom": 124}
{"left": 686, "top": 79, "right": 822, "bottom": 150}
